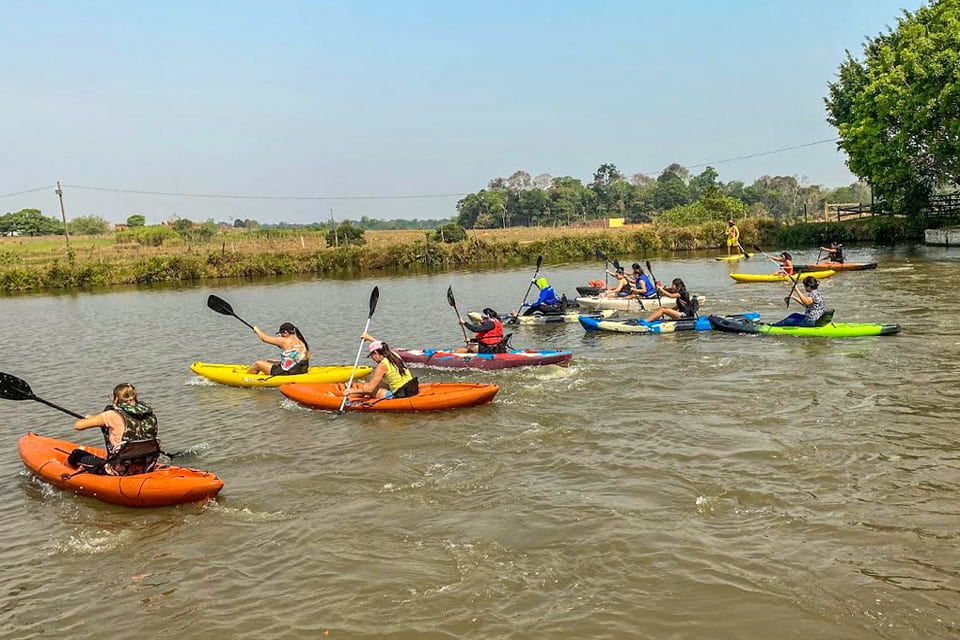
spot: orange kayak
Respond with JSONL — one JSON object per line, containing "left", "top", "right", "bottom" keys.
{"left": 18, "top": 433, "right": 224, "bottom": 508}
{"left": 280, "top": 382, "right": 499, "bottom": 412}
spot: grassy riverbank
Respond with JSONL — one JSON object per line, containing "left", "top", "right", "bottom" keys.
{"left": 0, "top": 216, "right": 920, "bottom": 293}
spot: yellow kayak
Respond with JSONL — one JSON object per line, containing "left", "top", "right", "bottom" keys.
{"left": 729, "top": 270, "right": 836, "bottom": 283}
{"left": 715, "top": 253, "right": 754, "bottom": 261}
{"left": 190, "top": 362, "right": 372, "bottom": 388}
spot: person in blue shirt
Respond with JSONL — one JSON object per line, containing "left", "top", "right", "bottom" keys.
{"left": 517, "top": 277, "right": 562, "bottom": 315}
{"left": 629, "top": 263, "right": 656, "bottom": 299}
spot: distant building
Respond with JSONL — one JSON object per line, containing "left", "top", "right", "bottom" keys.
{"left": 114, "top": 223, "right": 129, "bottom": 231}
{"left": 2, "top": 231, "right": 20, "bottom": 237}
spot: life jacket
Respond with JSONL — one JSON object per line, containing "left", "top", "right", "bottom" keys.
{"left": 101, "top": 402, "right": 158, "bottom": 454}
{"left": 477, "top": 318, "right": 504, "bottom": 346}
{"left": 635, "top": 274, "right": 655, "bottom": 297}
{"left": 833, "top": 245, "right": 845, "bottom": 263}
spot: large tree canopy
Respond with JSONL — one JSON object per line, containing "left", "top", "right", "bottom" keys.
{"left": 825, "top": 0, "right": 960, "bottom": 215}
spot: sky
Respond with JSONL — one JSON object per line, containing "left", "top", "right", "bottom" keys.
{"left": 0, "top": 0, "right": 926, "bottom": 225}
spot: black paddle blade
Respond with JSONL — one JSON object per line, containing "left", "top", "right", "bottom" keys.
{"left": 535, "top": 255, "right": 543, "bottom": 270}
{"left": 594, "top": 247, "right": 607, "bottom": 261}
{"left": 0, "top": 372, "right": 35, "bottom": 401}
{"left": 446, "top": 285, "right": 457, "bottom": 308}
{"left": 207, "top": 294, "right": 235, "bottom": 316}
{"left": 613, "top": 258, "right": 621, "bottom": 270}
{"left": 368, "top": 286, "right": 380, "bottom": 318}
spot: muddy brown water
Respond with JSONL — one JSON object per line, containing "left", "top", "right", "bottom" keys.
{"left": 0, "top": 244, "right": 958, "bottom": 639}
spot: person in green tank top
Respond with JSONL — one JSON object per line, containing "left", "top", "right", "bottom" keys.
{"left": 342, "top": 333, "right": 418, "bottom": 401}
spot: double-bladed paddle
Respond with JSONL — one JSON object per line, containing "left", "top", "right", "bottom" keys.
{"left": 446, "top": 286, "right": 472, "bottom": 338}
{"left": 515, "top": 255, "right": 543, "bottom": 315}
{"left": 339, "top": 286, "right": 380, "bottom": 413}
{"left": 645, "top": 260, "right": 663, "bottom": 308}
{"left": 751, "top": 245, "right": 801, "bottom": 306}
{"left": 0, "top": 372, "right": 187, "bottom": 458}
{"left": 595, "top": 248, "right": 610, "bottom": 288}
{"left": 207, "top": 294, "right": 256, "bottom": 332}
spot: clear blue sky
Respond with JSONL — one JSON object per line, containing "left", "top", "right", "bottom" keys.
{"left": 0, "top": 0, "right": 924, "bottom": 224}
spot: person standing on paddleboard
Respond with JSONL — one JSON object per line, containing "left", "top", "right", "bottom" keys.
{"left": 69, "top": 383, "right": 160, "bottom": 476}
{"left": 726, "top": 219, "right": 742, "bottom": 257}
{"left": 342, "top": 334, "right": 418, "bottom": 401}
{"left": 457, "top": 308, "right": 507, "bottom": 353}
{"left": 773, "top": 276, "right": 826, "bottom": 327}
{"left": 247, "top": 322, "right": 310, "bottom": 375}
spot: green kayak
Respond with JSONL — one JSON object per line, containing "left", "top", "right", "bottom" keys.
{"left": 708, "top": 314, "right": 901, "bottom": 337}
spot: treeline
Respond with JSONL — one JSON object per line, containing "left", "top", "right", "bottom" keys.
{"left": 0, "top": 209, "right": 111, "bottom": 236}
{"left": 456, "top": 164, "right": 871, "bottom": 229}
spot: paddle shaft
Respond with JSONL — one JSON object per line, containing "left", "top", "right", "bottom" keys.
{"left": 450, "top": 299, "right": 470, "bottom": 340}
{"left": 24, "top": 393, "right": 185, "bottom": 458}
{"left": 515, "top": 257, "right": 543, "bottom": 314}
{"left": 645, "top": 261, "right": 663, "bottom": 308}
{"left": 752, "top": 245, "right": 790, "bottom": 275}
{"left": 339, "top": 317, "right": 372, "bottom": 413}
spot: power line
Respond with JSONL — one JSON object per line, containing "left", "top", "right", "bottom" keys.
{"left": 0, "top": 136, "right": 844, "bottom": 203}
{"left": 676, "top": 137, "right": 840, "bottom": 173}
{"left": 0, "top": 185, "right": 54, "bottom": 200}
{"left": 63, "top": 184, "right": 468, "bottom": 201}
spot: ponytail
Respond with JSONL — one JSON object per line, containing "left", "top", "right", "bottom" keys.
{"left": 294, "top": 327, "right": 309, "bottom": 352}
{"left": 379, "top": 342, "right": 407, "bottom": 376}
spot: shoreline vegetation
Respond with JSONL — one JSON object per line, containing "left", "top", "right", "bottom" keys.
{"left": 0, "top": 216, "right": 919, "bottom": 294}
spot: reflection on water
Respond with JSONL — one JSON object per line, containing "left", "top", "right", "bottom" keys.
{"left": 1, "top": 244, "right": 959, "bottom": 639}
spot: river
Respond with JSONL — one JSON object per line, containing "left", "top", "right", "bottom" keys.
{"left": 1, "top": 244, "right": 958, "bottom": 639}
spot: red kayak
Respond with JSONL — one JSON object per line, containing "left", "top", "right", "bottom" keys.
{"left": 19, "top": 433, "right": 223, "bottom": 508}
{"left": 394, "top": 348, "right": 572, "bottom": 370}
{"left": 280, "top": 382, "right": 498, "bottom": 411}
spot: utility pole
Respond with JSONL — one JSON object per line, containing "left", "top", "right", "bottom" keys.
{"left": 330, "top": 208, "right": 338, "bottom": 247}
{"left": 55, "top": 181, "right": 71, "bottom": 254}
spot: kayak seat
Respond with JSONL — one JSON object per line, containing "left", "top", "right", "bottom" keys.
{"left": 815, "top": 309, "right": 836, "bottom": 327}
{"left": 63, "top": 438, "right": 161, "bottom": 479}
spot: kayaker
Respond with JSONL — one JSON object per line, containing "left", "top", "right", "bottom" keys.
{"left": 820, "top": 241, "right": 846, "bottom": 264}
{"left": 247, "top": 322, "right": 310, "bottom": 375}
{"left": 773, "top": 251, "right": 794, "bottom": 275}
{"left": 519, "top": 277, "right": 561, "bottom": 314}
{"left": 773, "top": 276, "right": 826, "bottom": 327}
{"left": 68, "top": 383, "right": 160, "bottom": 476}
{"left": 726, "top": 219, "right": 741, "bottom": 256}
{"left": 644, "top": 278, "right": 697, "bottom": 322}
{"left": 630, "top": 263, "right": 656, "bottom": 299}
{"left": 604, "top": 267, "right": 632, "bottom": 298}
{"left": 343, "top": 333, "right": 418, "bottom": 400}
{"left": 457, "top": 307, "right": 507, "bottom": 353}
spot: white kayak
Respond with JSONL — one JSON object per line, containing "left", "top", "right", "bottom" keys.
{"left": 575, "top": 295, "right": 706, "bottom": 313}
{"left": 468, "top": 309, "right": 616, "bottom": 326}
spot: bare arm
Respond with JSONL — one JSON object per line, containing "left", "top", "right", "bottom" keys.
{"left": 74, "top": 414, "right": 106, "bottom": 431}
{"left": 347, "top": 360, "right": 386, "bottom": 395}
{"left": 254, "top": 326, "right": 285, "bottom": 348}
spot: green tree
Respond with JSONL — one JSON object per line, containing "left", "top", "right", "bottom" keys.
{"left": 325, "top": 221, "right": 365, "bottom": 246}
{"left": 126, "top": 214, "right": 146, "bottom": 228}
{"left": 688, "top": 166, "right": 719, "bottom": 200}
{"left": 430, "top": 223, "right": 467, "bottom": 243}
{"left": 825, "top": 0, "right": 960, "bottom": 215}
{"left": 0, "top": 209, "right": 63, "bottom": 236}
{"left": 69, "top": 215, "right": 110, "bottom": 235}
